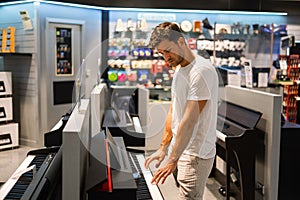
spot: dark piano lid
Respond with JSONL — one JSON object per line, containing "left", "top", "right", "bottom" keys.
{"left": 85, "top": 130, "right": 108, "bottom": 191}
{"left": 218, "top": 100, "right": 262, "bottom": 129}
{"left": 106, "top": 127, "right": 121, "bottom": 171}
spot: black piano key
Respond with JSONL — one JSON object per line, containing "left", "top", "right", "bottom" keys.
{"left": 10, "top": 185, "right": 27, "bottom": 191}
{"left": 21, "top": 172, "right": 33, "bottom": 178}
{"left": 5, "top": 193, "right": 23, "bottom": 199}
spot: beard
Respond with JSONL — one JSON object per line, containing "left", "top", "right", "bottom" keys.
{"left": 167, "top": 55, "right": 184, "bottom": 68}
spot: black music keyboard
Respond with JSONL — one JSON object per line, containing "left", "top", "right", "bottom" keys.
{"left": 214, "top": 100, "right": 263, "bottom": 200}
{"left": 0, "top": 146, "right": 61, "bottom": 200}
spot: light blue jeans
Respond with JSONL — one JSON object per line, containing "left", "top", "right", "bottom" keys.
{"left": 175, "top": 154, "right": 214, "bottom": 200}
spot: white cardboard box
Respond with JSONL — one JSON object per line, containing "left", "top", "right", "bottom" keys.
{"left": 0, "top": 123, "right": 19, "bottom": 150}
{"left": 0, "top": 97, "right": 13, "bottom": 122}
{"left": 0, "top": 72, "right": 12, "bottom": 96}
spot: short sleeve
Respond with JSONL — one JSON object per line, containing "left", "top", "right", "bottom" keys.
{"left": 187, "top": 68, "right": 212, "bottom": 100}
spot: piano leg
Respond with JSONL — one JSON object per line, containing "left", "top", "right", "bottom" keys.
{"left": 226, "top": 134, "right": 256, "bottom": 200}
{"left": 226, "top": 158, "right": 231, "bottom": 200}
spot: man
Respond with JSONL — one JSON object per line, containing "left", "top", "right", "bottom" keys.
{"left": 144, "top": 22, "right": 219, "bottom": 200}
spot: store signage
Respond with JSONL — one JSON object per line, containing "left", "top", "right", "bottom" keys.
{"left": 137, "top": 13, "right": 176, "bottom": 21}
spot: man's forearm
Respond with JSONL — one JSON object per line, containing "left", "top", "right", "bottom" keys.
{"left": 168, "top": 116, "right": 197, "bottom": 162}
{"left": 161, "top": 104, "right": 173, "bottom": 148}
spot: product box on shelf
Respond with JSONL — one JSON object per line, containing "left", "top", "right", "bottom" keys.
{"left": 0, "top": 97, "right": 13, "bottom": 122}
{"left": 0, "top": 71, "right": 12, "bottom": 96}
{"left": 0, "top": 122, "right": 18, "bottom": 150}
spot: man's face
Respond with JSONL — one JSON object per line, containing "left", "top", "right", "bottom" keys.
{"left": 156, "top": 39, "right": 184, "bottom": 68}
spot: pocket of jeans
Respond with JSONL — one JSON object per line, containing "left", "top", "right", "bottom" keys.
{"left": 177, "top": 155, "right": 196, "bottom": 181}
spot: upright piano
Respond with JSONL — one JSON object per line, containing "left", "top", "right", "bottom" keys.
{"left": 102, "top": 86, "right": 146, "bottom": 147}
{"left": 85, "top": 129, "right": 167, "bottom": 200}
{"left": 0, "top": 111, "right": 70, "bottom": 200}
{"left": 214, "top": 100, "right": 264, "bottom": 200}
{"left": 102, "top": 107, "right": 145, "bottom": 147}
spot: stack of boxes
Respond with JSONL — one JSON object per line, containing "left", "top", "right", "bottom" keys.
{"left": 0, "top": 71, "right": 19, "bottom": 150}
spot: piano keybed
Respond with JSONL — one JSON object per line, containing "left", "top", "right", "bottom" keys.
{"left": 128, "top": 152, "right": 152, "bottom": 200}
{"left": 128, "top": 152, "right": 164, "bottom": 200}
{"left": 1, "top": 152, "right": 56, "bottom": 200}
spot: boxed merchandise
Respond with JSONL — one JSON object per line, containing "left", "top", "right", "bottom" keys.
{"left": 0, "top": 97, "right": 13, "bottom": 122}
{"left": 0, "top": 122, "right": 18, "bottom": 150}
{"left": 0, "top": 72, "right": 12, "bottom": 96}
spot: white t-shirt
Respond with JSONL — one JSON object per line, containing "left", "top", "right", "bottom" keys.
{"left": 170, "top": 54, "right": 218, "bottom": 159}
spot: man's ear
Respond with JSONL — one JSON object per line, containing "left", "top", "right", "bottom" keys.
{"left": 177, "top": 37, "right": 186, "bottom": 47}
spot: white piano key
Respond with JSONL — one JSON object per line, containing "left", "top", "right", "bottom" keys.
{"left": 132, "top": 116, "right": 143, "bottom": 133}
{"left": 216, "top": 129, "right": 226, "bottom": 142}
{"left": 0, "top": 155, "right": 35, "bottom": 200}
{"left": 135, "top": 154, "right": 164, "bottom": 200}
{"left": 50, "top": 117, "right": 64, "bottom": 131}
{"left": 125, "top": 111, "right": 133, "bottom": 125}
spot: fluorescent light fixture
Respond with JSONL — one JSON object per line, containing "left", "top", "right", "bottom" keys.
{"left": 0, "top": 0, "right": 288, "bottom": 16}
{"left": 104, "top": 7, "right": 288, "bottom": 16}
{"left": 0, "top": 0, "right": 103, "bottom": 10}
{"left": 37, "top": 0, "right": 104, "bottom": 10}
{"left": 0, "top": 0, "right": 35, "bottom": 6}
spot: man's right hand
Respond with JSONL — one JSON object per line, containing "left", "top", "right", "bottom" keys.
{"left": 144, "top": 146, "right": 167, "bottom": 169}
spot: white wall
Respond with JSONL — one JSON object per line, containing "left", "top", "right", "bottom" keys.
{"left": 0, "top": 2, "right": 102, "bottom": 147}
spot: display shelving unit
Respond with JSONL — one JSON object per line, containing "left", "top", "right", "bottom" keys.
{"left": 107, "top": 24, "right": 174, "bottom": 88}
{"left": 279, "top": 54, "right": 299, "bottom": 123}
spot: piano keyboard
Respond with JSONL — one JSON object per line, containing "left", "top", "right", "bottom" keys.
{"left": 0, "top": 155, "right": 35, "bottom": 200}
{"left": 128, "top": 152, "right": 164, "bottom": 200}
{"left": 0, "top": 152, "right": 55, "bottom": 200}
